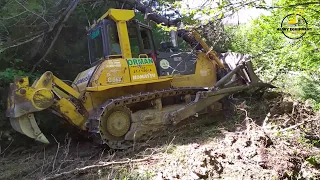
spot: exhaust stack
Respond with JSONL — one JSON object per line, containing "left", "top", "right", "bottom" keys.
{"left": 170, "top": 29, "right": 178, "bottom": 47}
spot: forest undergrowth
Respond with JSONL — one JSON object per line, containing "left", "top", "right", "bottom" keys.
{"left": 1, "top": 90, "right": 319, "bottom": 180}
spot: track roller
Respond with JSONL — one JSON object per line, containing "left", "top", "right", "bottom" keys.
{"left": 99, "top": 106, "right": 132, "bottom": 142}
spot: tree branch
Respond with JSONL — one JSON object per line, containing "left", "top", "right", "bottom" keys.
{"left": 0, "top": 11, "right": 27, "bottom": 20}
{"left": 14, "top": 0, "right": 51, "bottom": 27}
{"left": 256, "top": 1, "right": 320, "bottom": 9}
{"left": 267, "top": 117, "right": 320, "bottom": 133}
{"left": 0, "top": 33, "right": 44, "bottom": 53}
{"left": 48, "top": 0, "right": 75, "bottom": 32}
{"left": 287, "top": 1, "right": 320, "bottom": 7}
{"left": 30, "top": 0, "right": 80, "bottom": 73}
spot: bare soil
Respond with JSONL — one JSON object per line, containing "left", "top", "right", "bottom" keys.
{"left": 1, "top": 91, "right": 319, "bottom": 180}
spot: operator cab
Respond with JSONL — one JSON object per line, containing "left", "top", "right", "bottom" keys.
{"left": 87, "top": 14, "right": 196, "bottom": 77}
{"left": 87, "top": 19, "right": 157, "bottom": 66}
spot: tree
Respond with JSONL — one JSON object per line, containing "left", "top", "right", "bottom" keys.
{"left": 229, "top": 0, "right": 319, "bottom": 74}
{"left": 227, "top": 0, "right": 320, "bottom": 108}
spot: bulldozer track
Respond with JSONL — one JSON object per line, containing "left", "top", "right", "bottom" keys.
{"left": 86, "top": 87, "right": 207, "bottom": 149}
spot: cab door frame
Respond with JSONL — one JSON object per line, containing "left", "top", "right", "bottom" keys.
{"left": 88, "top": 19, "right": 121, "bottom": 66}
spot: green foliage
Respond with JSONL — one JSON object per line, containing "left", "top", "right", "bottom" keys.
{"left": 135, "top": 12, "right": 189, "bottom": 50}
{"left": 228, "top": 0, "right": 320, "bottom": 74}
{"left": 298, "top": 77, "right": 320, "bottom": 110}
{"left": 0, "top": 68, "right": 37, "bottom": 84}
{"left": 134, "top": 12, "right": 171, "bottom": 48}
{"left": 306, "top": 155, "right": 320, "bottom": 167}
{"left": 299, "top": 78, "right": 320, "bottom": 101}
{"left": 227, "top": 0, "right": 320, "bottom": 109}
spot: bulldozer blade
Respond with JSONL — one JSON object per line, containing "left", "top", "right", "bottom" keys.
{"left": 10, "top": 113, "right": 49, "bottom": 144}
{"left": 6, "top": 77, "right": 54, "bottom": 118}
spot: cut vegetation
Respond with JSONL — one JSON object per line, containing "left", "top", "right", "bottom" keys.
{"left": 1, "top": 91, "right": 319, "bottom": 180}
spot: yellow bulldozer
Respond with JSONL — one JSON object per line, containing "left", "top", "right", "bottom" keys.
{"left": 6, "top": 9, "right": 274, "bottom": 149}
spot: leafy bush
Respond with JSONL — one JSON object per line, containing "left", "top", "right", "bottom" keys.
{"left": 0, "top": 68, "right": 38, "bottom": 84}
{"left": 299, "top": 77, "right": 320, "bottom": 110}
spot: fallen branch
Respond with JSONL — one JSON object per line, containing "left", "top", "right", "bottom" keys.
{"left": 0, "top": 140, "right": 13, "bottom": 156}
{"left": 267, "top": 117, "right": 320, "bottom": 133}
{"left": 51, "top": 135, "right": 60, "bottom": 172}
{"left": 43, "top": 156, "right": 155, "bottom": 180}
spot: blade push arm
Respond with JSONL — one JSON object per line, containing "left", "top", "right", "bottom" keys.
{"left": 167, "top": 61, "right": 276, "bottom": 125}
{"left": 33, "top": 71, "right": 81, "bottom": 99}
{"left": 191, "top": 30, "right": 225, "bottom": 68}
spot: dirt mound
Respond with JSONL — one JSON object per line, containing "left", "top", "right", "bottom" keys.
{"left": 136, "top": 123, "right": 319, "bottom": 179}
{"left": 265, "top": 94, "right": 320, "bottom": 136}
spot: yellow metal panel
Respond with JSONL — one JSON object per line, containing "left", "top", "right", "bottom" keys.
{"left": 89, "top": 58, "right": 165, "bottom": 90}
{"left": 195, "top": 53, "right": 216, "bottom": 86}
{"left": 52, "top": 76, "right": 81, "bottom": 99}
{"left": 127, "top": 58, "right": 159, "bottom": 82}
{"left": 171, "top": 74, "right": 194, "bottom": 87}
{"left": 52, "top": 87, "right": 69, "bottom": 99}
{"left": 33, "top": 71, "right": 53, "bottom": 89}
{"left": 108, "top": 9, "right": 135, "bottom": 21}
{"left": 117, "top": 21, "right": 132, "bottom": 58}
{"left": 97, "top": 59, "right": 131, "bottom": 86}
{"left": 55, "top": 98, "right": 86, "bottom": 130}
{"left": 90, "top": 8, "right": 134, "bottom": 29}
{"left": 82, "top": 78, "right": 172, "bottom": 113}
{"left": 15, "top": 77, "right": 29, "bottom": 88}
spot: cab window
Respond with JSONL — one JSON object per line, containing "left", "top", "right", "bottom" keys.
{"left": 141, "top": 29, "right": 151, "bottom": 50}
{"left": 107, "top": 23, "right": 122, "bottom": 55}
{"left": 88, "top": 27, "right": 104, "bottom": 64}
{"left": 128, "top": 25, "right": 140, "bottom": 57}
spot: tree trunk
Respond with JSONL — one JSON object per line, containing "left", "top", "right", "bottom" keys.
{"left": 114, "top": 0, "right": 204, "bottom": 50}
